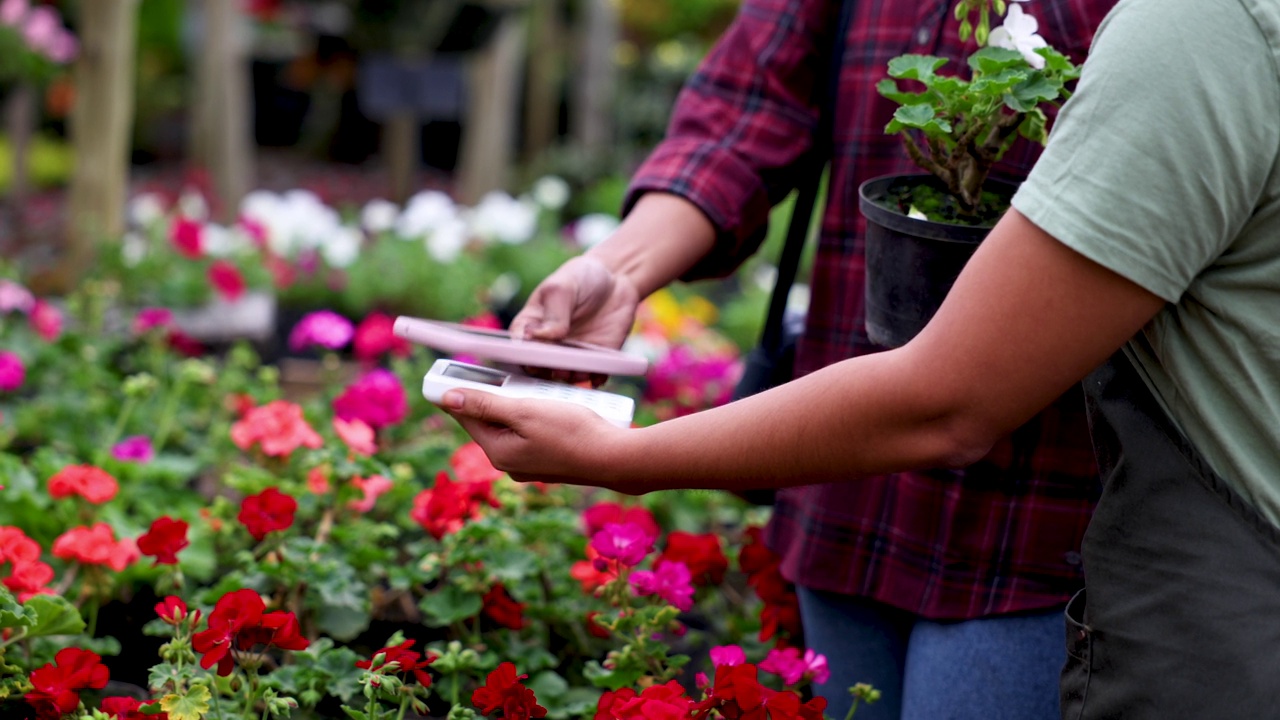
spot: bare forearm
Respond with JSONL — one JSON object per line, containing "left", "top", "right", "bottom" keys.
{"left": 586, "top": 192, "right": 717, "bottom": 299}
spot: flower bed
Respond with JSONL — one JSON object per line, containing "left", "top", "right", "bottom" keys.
{"left": 0, "top": 278, "right": 875, "bottom": 719}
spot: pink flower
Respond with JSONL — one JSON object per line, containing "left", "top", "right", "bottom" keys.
{"left": 629, "top": 560, "right": 695, "bottom": 611}
{"left": 44, "top": 28, "right": 76, "bottom": 63}
{"left": 589, "top": 522, "right": 655, "bottom": 569}
{"left": 332, "top": 369, "right": 407, "bottom": 429}
{"left": 0, "top": 279, "right": 34, "bottom": 313}
{"left": 352, "top": 312, "right": 411, "bottom": 361}
{"left": 306, "top": 466, "right": 331, "bottom": 494}
{"left": 0, "top": 0, "right": 28, "bottom": 27}
{"left": 288, "top": 310, "right": 354, "bottom": 352}
{"left": 0, "top": 352, "right": 24, "bottom": 391}
{"left": 29, "top": 300, "right": 62, "bottom": 341}
{"left": 20, "top": 5, "right": 57, "bottom": 50}
{"left": 132, "top": 307, "right": 174, "bottom": 335}
{"left": 333, "top": 417, "right": 376, "bottom": 455}
{"left": 582, "top": 502, "right": 660, "bottom": 539}
{"left": 348, "top": 475, "right": 393, "bottom": 513}
{"left": 759, "top": 647, "right": 830, "bottom": 686}
{"left": 208, "top": 261, "right": 246, "bottom": 301}
{"left": 111, "top": 436, "right": 154, "bottom": 463}
{"left": 48, "top": 465, "right": 118, "bottom": 504}
{"left": 709, "top": 645, "right": 747, "bottom": 668}
{"left": 170, "top": 216, "right": 203, "bottom": 258}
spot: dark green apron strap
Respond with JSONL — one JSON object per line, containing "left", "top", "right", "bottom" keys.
{"left": 1063, "top": 351, "right": 1280, "bottom": 719}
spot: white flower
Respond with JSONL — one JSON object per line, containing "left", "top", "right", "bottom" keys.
{"left": 531, "top": 176, "right": 570, "bottom": 211}
{"left": 573, "top": 213, "right": 620, "bottom": 248}
{"left": 177, "top": 189, "right": 209, "bottom": 221}
{"left": 128, "top": 193, "right": 167, "bottom": 229}
{"left": 989, "top": 4, "right": 1048, "bottom": 69}
{"left": 321, "top": 226, "right": 363, "bottom": 268}
{"left": 426, "top": 216, "right": 471, "bottom": 263}
{"left": 201, "top": 223, "right": 238, "bottom": 257}
{"left": 361, "top": 199, "right": 399, "bottom": 235}
{"left": 121, "top": 232, "right": 148, "bottom": 267}
{"left": 397, "top": 190, "right": 457, "bottom": 239}
{"left": 470, "top": 191, "right": 537, "bottom": 245}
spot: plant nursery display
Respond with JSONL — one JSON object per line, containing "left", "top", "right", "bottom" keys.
{"left": 0, "top": 271, "right": 873, "bottom": 719}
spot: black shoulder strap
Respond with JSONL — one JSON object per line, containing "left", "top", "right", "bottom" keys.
{"left": 759, "top": 0, "right": 853, "bottom": 351}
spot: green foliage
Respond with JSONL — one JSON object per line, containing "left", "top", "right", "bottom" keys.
{"left": 877, "top": 11, "right": 1081, "bottom": 219}
{"left": 0, "top": 134, "right": 75, "bottom": 192}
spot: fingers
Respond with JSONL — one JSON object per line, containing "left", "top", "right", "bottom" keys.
{"left": 526, "top": 282, "right": 576, "bottom": 340}
{"left": 439, "top": 388, "right": 518, "bottom": 426}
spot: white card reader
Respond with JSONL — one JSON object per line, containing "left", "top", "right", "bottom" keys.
{"left": 422, "top": 359, "right": 635, "bottom": 428}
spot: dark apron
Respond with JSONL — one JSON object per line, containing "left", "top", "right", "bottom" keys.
{"left": 1061, "top": 352, "right": 1280, "bottom": 719}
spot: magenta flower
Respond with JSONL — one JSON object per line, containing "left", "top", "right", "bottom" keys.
{"left": 629, "top": 560, "right": 695, "bottom": 611}
{"left": 111, "top": 436, "right": 154, "bottom": 464}
{"left": 332, "top": 369, "right": 407, "bottom": 429}
{"left": 0, "top": 352, "right": 24, "bottom": 391}
{"left": 20, "top": 6, "right": 57, "bottom": 50}
{"left": 0, "top": 0, "right": 28, "bottom": 27}
{"left": 589, "top": 522, "right": 655, "bottom": 569}
{"left": 288, "top": 310, "right": 354, "bottom": 352}
{"left": 29, "top": 300, "right": 62, "bottom": 341}
{"left": 759, "top": 647, "right": 831, "bottom": 686}
{"left": 0, "top": 280, "right": 34, "bottom": 314}
{"left": 708, "top": 645, "right": 747, "bottom": 668}
{"left": 133, "top": 307, "right": 174, "bottom": 335}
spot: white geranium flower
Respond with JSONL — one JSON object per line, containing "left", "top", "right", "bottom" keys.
{"left": 128, "top": 193, "right": 167, "bottom": 229}
{"left": 531, "top": 176, "right": 570, "bottom": 211}
{"left": 177, "top": 189, "right": 209, "bottom": 221}
{"left": 121, "top": 232, "right": 148, "bottom": 267}
{"left": 426, "top": 216, "right": 471, "bottom": 263}
{"left": 989, "top": 4, "right": 1048, "bottom": 69}
{"left": 470, "top": 191, "right": 537, "bottom": 245}
{"left": 321, "top": 226, "right": 363, "bottom": 268}
{"left": 201, "top": 223, "right": 237, "bottom": 257}
{"left": 361, "top": 198, "right": 399, "bottom": 235}
{"left": 573, "top": 213, "right": 620, "bottom": 248}
{"left": 397, "top": 190, "right": 457, "bottom": 239}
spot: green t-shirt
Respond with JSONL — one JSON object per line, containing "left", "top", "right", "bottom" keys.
{"left": 1013, "top": 0, "right": 1280, "bottom": 523}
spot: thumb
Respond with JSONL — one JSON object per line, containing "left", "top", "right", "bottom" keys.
{"left": 441, "top": 388, "right": 517, "bottom": 425}
{"left": 525, "top": 282, "right": 576, "bottom": 340}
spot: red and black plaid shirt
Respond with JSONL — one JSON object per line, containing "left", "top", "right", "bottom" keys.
{"left": 625, "top": 0, "right": 1116, "bottom": 619}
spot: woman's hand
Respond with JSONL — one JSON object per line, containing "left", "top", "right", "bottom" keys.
{"left": 438, "top": 388, "right": 647, "bottom": 493}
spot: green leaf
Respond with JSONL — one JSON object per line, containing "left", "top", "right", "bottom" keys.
{"left": 888, "top": 105, "right": 952, "bottom": 135}
{"left": 25, "top": 595, "right": 85, "bottom": 638}
{"left": 1018, "top": 108, "right": 1049, "bottom": 144}
{"left": 583, "top": 661, "right": 644, "bottom": 692}
{"left": 875, "top": 79, "right": 925, "bottom": 106}
{"left": 968, "top": 46, "right": 1026, "bottom": 74}
{"left": 160, "top": 685, "right": 212, "bottom": 720}
{"left": 418, "top": 585, "right": 483, "bottom": 628}
{"left": 0, "top": 587, "right": 33, "bottom": 631}
{"left": 485, "top": 547, "right": 540, "bottom": 582}
{"left": 342, "top": 709, "right": 369, "bottom": 720}
{"left": 1005, "top": 73, "right": 1061, "bottom": 112}
{"left": 527, "top": 670, "right": 569, "bottom": 701}
{"left": 886, "top": 55, "right": 948, "bottom": 83}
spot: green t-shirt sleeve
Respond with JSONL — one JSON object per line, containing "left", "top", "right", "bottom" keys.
{"left": 1012, "top": 0, "right": 1280, "bottom": 303}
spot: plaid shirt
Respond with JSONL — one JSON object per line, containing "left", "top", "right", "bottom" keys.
{"left": 625, "top": 0, "right": 1116, "bottom": 619}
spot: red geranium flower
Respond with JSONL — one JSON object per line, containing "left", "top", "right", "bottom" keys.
{"left": 603, "top": 681, "right": 693, "bottom": 720}
{"left": 451, "top": 441, "right": 503, "bottom": 484}
{"left": 191, "top": 588, "right": 308, "bottom": 676}
{"left": 155, "top": 596, "right": 191, "bottom": 625}
{"left": 482, "top": 584, "right": 526, "bottom": 630}
{"left": 570, "top": 545, "right": 618, "bottom": 593}
{"left": 208, "top": 260, "right": 246, "bottom": 301}
{"left": 52, "top": 523, "right": 139, "bottom": 572}
{"left": 101, "top": 696, "right": 170, "bottom": 720}
{"left": 472, "top": 662, "right": 547, "bottom": 720}
{"left": 48, "top": 464, "right": 118, "bottom": 504}
{"left": 230, "top": 400, "right": 324, "bottom": 458}
{"left": 25, "top": 648, "right": 109, "bottom": 719}
{"left": 356, "top": 639, "right": 435, "bottom": 687}
{"left": 410, "top": 472, "right": 498, "bottom": 540}
{"left": 660, "top": 532, "right": 728, "bottom": 586}
{"left": 237, "top": 488, "right": 297, "bottom": 541}
{"left": 136, "top": 516, "right": 189, "bottom": 565}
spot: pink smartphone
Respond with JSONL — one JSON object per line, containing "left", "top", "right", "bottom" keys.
{"left": 392, "top": 316, "right": 650, "bottom": 376}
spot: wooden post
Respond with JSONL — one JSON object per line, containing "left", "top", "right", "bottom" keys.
{"left": 63, "top": 0, "right": 140, "bottom": 286}
{"left": 572, "top": 0, "right": 617, "bottom": 153}
{"left": 2, "top": 83, "right": 35, "bottom": 254}
{"left": 523, "top": 0, "right": 563, "bottom": 162}
{"left": 191, "top": 0, "right": 253, "bottom": 221}
{"left": 456, "top": 12, "right": 526, "bottom": 204}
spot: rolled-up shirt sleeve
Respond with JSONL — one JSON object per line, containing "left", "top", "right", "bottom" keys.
{"left": 623, "top": 0, "right": 835, "bottom": 280}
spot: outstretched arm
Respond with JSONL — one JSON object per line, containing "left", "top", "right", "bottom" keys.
{"left": 443, "top": 209, "right": 1165, "bottom": 492}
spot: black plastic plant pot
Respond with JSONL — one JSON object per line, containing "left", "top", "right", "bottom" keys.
{"left": 858, "top": 174, "right": 1014, "bottom": 348}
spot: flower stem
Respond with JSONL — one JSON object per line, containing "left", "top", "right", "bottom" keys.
{"left": 104, "top": 396, "right": 138, "bottom": 455}
{"left": 153, "top": 376, "right": 190, "bottom": 450}
{"left": 394, "top": 695, "right": 410, "bottom": 720}
{"left": 845, "top": 698, "right": 861, "bottom": 720}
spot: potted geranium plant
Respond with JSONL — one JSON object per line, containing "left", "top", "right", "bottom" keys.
{"left": 859, "top": 0, "right": 1081, "bottom": 347}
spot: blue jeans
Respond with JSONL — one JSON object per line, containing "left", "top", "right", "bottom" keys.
{"left": 797, "top": 586, "right": 1066, "bottom": 720}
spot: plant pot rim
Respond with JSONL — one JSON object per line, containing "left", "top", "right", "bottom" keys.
{"left": 858, "top": 173, "right": 1019, "bottom": 243}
